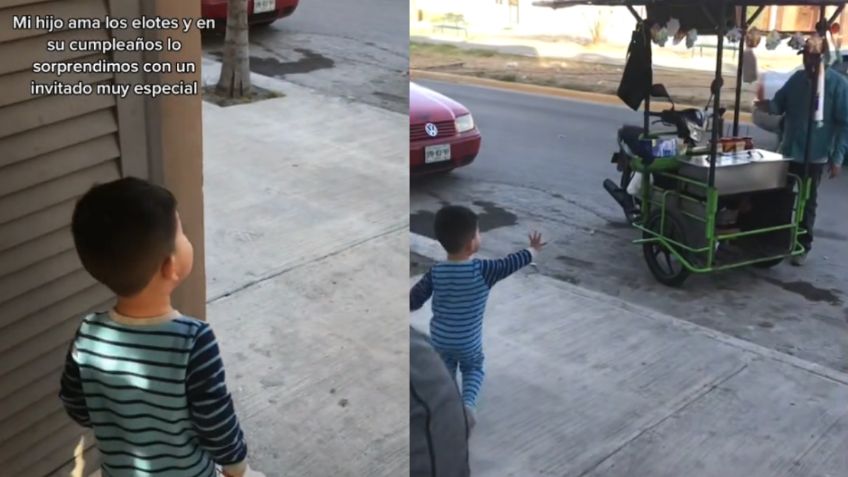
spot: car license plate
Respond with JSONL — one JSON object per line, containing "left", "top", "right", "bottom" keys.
{"left": 254, "top": 0, "right": 275, "bottom": 13}
{"left": 425, "top": 144, "right": 451, "bottom": 164}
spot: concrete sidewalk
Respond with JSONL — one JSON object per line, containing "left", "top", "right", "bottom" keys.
{"left": 198, "top": 59, "right": 408, "bottom": 476}
{"left": 411, "top": 233, "right": 848, "bottom": 477}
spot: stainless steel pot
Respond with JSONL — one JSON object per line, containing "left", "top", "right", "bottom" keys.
{"left": 677, "top": 149, "right": 792, "bottom": 195}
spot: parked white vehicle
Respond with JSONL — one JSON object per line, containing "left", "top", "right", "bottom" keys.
{"left": 751, "top": 54, "right": 848, "bottom": 135}
{"left": 751, "top": 69, "right": 797, "bottom": 134}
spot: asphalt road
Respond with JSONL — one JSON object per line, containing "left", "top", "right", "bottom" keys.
{"left": 201, "top": 0, "right": 408, "bottom": 112}
{"left": 411, "top": 79, "right": 848, "bottom": 372}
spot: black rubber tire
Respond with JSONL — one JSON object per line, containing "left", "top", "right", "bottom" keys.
{"left": 642, "top": 209, "right": 691, "bottom": 287}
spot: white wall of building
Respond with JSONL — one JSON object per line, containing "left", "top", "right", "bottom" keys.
{"left": 411, "top": 0, "right": 643, "bottom": 46}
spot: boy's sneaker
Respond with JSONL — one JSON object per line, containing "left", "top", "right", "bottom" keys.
{"left": 464, "top": 405, "right": 477, "bottom": 433}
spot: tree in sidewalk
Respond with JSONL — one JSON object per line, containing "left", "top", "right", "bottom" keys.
{"left": 216, "top": 0, "right": 251, "bottom": 98}
{"left": 584, "top": 7, "right": 615, "bottom": 45}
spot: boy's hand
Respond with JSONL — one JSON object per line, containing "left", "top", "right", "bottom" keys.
{"left": 529, "top": 231, "right": 546, "bottom": 252}
{"left": 829, "top": 163, "right": 842, "bottom": 178}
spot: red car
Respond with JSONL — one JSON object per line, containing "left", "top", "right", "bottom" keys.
{"left": 410, "top": 82, "right": 482, "bottom": 175}
{"left": 201, "top": 0, "right": 299, "bottom": 26}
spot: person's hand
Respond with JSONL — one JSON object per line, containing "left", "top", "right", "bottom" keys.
{"left": 529, "top": 231, "right": 546, "bottom": 252}
{"left": 754, "top": 100, "right": 770, "bottom": 112}
{"left": 829, "top": 163, "right": 842, "bottom": 178}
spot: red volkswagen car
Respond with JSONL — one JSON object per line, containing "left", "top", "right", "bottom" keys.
{"left": 410, "top": 82, "right": 482, "bottom": 176}
{"left": 201, "top": 0, "right": 299, "bottom": 26}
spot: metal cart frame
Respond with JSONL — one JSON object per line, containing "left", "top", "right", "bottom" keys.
{"left": 537, "top": 0, "right": 845, "bottom": 285}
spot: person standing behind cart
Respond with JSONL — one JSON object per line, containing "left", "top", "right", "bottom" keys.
{"left": 756, "top": 39, "right": 848, "bottom": 266}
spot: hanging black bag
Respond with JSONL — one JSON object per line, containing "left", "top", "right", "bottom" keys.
{"left": 618, "top": 24, "right": 653, "bottom": 111}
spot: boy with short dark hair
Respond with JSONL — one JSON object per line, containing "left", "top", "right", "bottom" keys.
{"left": 410, "top": 205, "right": 545, "bottom": 428}
{"left": 60, "top": 177, "right": 255, "bottom": 477}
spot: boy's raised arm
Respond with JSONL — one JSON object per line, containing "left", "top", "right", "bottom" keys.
{"left": 480, "top": 232, "right": 544, "bottom": 287}
{"left": 410, "top": 271, "right": 433, "bottom": 311}
{"left": 59, "top": 341, "right": 91, "bottom": 428}
{"left": 479, "top": 249, "right": 534, "bottom": 288}
{"left": 186, "top": 324, "right": 249, "bottom": 477}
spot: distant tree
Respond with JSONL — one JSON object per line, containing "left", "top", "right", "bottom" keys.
{"left": 585, "top": 7, "right": 615, "bottom": 45}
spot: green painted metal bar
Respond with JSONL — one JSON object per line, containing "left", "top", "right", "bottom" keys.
{"left": 655, "top": 171, "right": 710, "bottom": 188}
{"left": 705, "top": 188, "right": 718, "bottom": 267}
{"left": 635, "top": 233, "right": 805, "bottom": 273}
{"left": 716, "top": 223, "right": 797, "bottom": 240}
{"left": 633, "top": 225, "right": 712, "bottom": 254}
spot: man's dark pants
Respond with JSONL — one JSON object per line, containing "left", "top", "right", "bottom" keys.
{"left": 788, "top": 161, "right": 824, "bottom": 253}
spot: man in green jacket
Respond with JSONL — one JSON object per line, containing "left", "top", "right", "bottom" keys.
{"left": 759, "top": 43, "right": 847, "bottom": 265}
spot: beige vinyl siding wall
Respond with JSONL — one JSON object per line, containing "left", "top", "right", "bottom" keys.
{"left": 0, "top": 0, "right": 148, "bottom": 475}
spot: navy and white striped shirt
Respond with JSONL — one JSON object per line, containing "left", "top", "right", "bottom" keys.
{"left": 410, "top": 249, "right": 534, "bottom": 352}
{"left": 59, "top": 311, "right": 248, "bottom": 477}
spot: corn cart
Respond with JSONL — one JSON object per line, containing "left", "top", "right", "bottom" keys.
{"left": 536, "top": 0, "right": 845, "bottom": 286}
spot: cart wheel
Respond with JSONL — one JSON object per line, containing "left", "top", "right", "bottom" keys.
{"left": 752, "top": 257, "right": 783, "bottom": 269}
{"left": 643, "top": 209, "right": 691, "bottom": 287}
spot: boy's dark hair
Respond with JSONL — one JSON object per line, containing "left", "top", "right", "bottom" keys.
{"left": 71, "top": 177, "right": 178, "bottom": 297}
{"left": 434, "top": 205, "right": 478, "bottom": 254}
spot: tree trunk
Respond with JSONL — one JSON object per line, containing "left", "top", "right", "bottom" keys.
{"left": 217, "top": 0, "right": 251, "bottom": 98}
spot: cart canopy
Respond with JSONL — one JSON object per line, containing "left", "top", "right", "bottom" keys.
{"left": 534, "top": 0, "right": 845, "bottom": 34}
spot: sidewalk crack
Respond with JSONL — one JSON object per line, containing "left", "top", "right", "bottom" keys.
{"left": 789, "top": 409, "right": 847, "bottom": 467}
{"left": 207, "top": 223, "right": 407, "bottom": 304}
{"left": 577, "top": 363, "right": 749, "bottom": 477}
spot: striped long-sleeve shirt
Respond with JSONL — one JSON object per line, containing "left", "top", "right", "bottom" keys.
{"left": 410, "top": 249, "right": 534, "bottom": 352}
{"left": 59, "top": 310, "right": 248, "bottom": 477}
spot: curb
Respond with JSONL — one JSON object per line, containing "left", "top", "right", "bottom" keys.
{"left": 409, "top": 231, "right": 848, "bottom": 387}
{"left": 410, "top": 232, "right": 445, "bottom": 262}
{"left": 410, "top": 69, "right": 754, "bottom": 125}
{"left": 201, "top": 56, "right": 407, "bottom": 118}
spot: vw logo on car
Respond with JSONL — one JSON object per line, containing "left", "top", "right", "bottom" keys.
{"left": 425, "top": 123, "right": 439, "bottom": 137}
